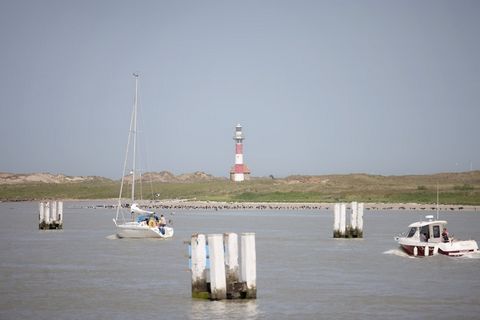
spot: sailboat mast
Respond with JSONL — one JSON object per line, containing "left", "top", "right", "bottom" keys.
{"left": 436, "top": 183, "right": 439, "bottom": 220}
{"left": 132, "top": 73, "right": 139, "bottom": 203}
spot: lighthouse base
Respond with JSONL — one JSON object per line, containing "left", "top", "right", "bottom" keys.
{"left": 233, "top": 173, "right": 244, "bottom": 182}
{"left": 230, "top": 164, "right": 251, "bottom": 182}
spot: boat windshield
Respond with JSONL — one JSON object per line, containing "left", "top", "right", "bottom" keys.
{"left": 407, "top": 227, "right": 417, "bottom": 237}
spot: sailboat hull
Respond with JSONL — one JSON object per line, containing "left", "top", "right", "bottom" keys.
{"left": 116, "top": 222, "right": 174, "bottom": 239}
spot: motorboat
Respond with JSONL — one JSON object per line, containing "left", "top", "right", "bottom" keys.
{"left": 395, "top": 215, "right": 478, "bottom": 257}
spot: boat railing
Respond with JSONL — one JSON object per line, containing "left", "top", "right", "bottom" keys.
{"left": 394, "top": 231, "right": 407, "bottom": 241}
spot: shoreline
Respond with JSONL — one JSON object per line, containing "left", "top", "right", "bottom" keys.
{"left": 21, "top": 199, "right": 479, "bottom": 212}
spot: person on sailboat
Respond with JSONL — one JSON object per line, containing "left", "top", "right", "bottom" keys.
{"left": 159, "top": 214, "right": 167, "bottom": 227}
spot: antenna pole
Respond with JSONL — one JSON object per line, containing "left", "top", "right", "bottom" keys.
{"left": 436, "top": 184, "right": 439, "bottom": 220}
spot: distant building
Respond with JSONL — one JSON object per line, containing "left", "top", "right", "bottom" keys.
{"left": 230, "top": 124, "right": 250, "bottom": 181}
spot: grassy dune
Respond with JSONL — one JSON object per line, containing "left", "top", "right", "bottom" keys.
{"left": 1, "top": 171, "right": 479, "bottom": 205}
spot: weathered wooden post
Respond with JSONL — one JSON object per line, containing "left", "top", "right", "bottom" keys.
{"left": 333, "top": 202, "right": 363, "bottom": 238}
{"left": 39, "top": 202, "right": 45, "bottom": 229}
{"left": 208, "top": 234, "right": 227, "bottom": 300}
{"left": 58, "top": 201, "right": 64, "bottom": 228}
{"left": 333, "top": 203, "right": 340, "bottom": 238}
{"left": 44, "top": 202, "right": 51, "bottom": 225}
{"left": 39, "top": 201, "right": 64, "bottom": 230}
{"left": 339, "top": 203, "right": 346, "bottom": 237}
{"left": 191, "top": 234, "right": 208, "bottom": 299}
{"left": 357, "top": 202, "right": 364, "bottom": 237}
{"left": 240, "top": 232, "right": 257, "bottom": 299}
{"left": 189, "top": 232, "right": 257, "bottom": 300}
{"left": 51, "top": 201, "right": 57, "bottom": 224}
{"left": 224, "top": 232, "right": 241, "bottom": 298}
{"left": 350, "top": 201, "right": 358, "bottom": 230}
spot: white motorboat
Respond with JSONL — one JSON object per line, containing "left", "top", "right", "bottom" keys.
{"left": 395, "top": 215, "right": 478, "bottom": 257}
{"left": 112, "top": 74, "right": 174, "bottom": 239}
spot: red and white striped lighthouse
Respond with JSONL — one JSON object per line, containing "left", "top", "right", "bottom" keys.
{"left": 230, "top": 124, "right": 250, "bottom": 181}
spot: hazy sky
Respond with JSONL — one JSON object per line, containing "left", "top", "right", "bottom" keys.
{"left": 1, "top": 0, "right": 479, "bottom": 179}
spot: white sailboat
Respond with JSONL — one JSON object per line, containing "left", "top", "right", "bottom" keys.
{"left": 113, "top": 73, "right": 174, "bottom": 239}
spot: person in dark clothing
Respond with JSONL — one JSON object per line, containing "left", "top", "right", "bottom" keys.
{"left": 442, "top": 228, "right": 449, "bottom": 242}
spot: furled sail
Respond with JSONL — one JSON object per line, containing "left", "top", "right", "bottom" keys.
{"left": 130, "top": 203, "right": 154, "bottom": 215}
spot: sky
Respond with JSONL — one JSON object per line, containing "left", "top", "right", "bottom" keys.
{"left": 0, "top": 0, "right": 479, "bottom": 179}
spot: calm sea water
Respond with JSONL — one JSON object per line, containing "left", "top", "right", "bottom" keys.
{"left": 1, "top": 201, "right": 479, "bottom": 320}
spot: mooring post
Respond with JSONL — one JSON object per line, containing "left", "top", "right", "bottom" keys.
{"left": 44, "top": 202, "right": 51, "bottom": 225}
{"left": 224, "top": 232, "right": 241, "bottom": 298}
{"left": 339, "top": 203, "right": 346, "bottom": 237}
{"left": 58, "top": 201, "right": 64, "bottom": 226}
{"left": 51, "top": 201, "right": 57, "bottom": 223}
{"left": 333, "top": 203, "right": 340, "bottom": 237}
{"left": 350, "top": 201, "right": 358, "bottom": 230}
{"left": 191, "top": 234, "right": 208, "bottom": 299}
{"left": 357, "top": 202, "right": 364, "bottom": 236}
{"left": 240, "top": 232, "right": 257, "bottom": 299}
{"left": 39, "top": 202, "right": 45, "bottom": 229}
{"left": 208, "top": 234, "right": 227, "bottom": 300}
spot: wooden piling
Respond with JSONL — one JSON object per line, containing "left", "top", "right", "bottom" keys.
{"left": 39, "top": 202, "right": 45, "bottom": 228}
{"left": 39, "top": 201, "right": 64, "bottom": 230}
{"left": 350, "top": 201, "right": 358, "bottom": 230}
{"left": 191, "top": 234, "right": 208, "bottom": 299}
{"left": 339, "top": 203, "right": 346, "bottom": 237}
{"left": 45, "top": 202, "right": 51, "bottom": 224}
{"left": 189, "top": 232, "right": 257, "bottom": 300}
{"left": 333, "top": 203, "right": 341, "bottom": 238}
{"left": 224, "top": 233, "right": 242, "bottom": 298}
{"left": 357, "top": 202, "right": 364, "bottom": 237}
{"left": 240, "top": 232, "right": 257, "bottom": 299}
{"left": 58, "top": 201, "right": 63, "bottom": 224}
{"left": 207, "top": 234, "right": 227, "bottom": 300}
{"left": 51, "top": 201, "right": 57, "bottom": 222}
{"left": 333, "top": 202, "right": 363, "bottom": 238}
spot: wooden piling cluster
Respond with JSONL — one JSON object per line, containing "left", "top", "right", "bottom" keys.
{"left": 333, "top": 202, "right": 363, "bottom": 238}
{"left": 190, "top": 232, "right": 256, "bottom": 300}
{"left": 39, "top": 201, "right": 64, "bottom": 230}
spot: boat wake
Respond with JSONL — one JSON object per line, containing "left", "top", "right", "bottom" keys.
{"left": 458, "top": 251, "right": 480, "bottom": 259}
{"left": 105, "top": 234, "right": 119, "bottom": 240}
{"left": 383, "top": 248, "right": 414, "bottom": 258}
{"left": 383, "top": 248, "right": 480, "bottom": 259}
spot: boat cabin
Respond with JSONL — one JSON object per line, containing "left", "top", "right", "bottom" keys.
{"left": 405, "top": 217, "right": 448, "bottom": 243}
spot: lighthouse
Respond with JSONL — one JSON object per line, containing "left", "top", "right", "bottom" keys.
{"left": 230, "top": 124, "right": 250, "bottom": 182}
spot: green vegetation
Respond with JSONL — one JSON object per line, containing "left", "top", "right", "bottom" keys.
{"left": 1, "top": 171, "right": 480, "bottom": 205}
{"left": 453, "top": 184, "right": 474, "bottom": 191}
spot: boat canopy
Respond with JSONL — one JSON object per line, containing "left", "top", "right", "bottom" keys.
{"left": 408, "top": 220, "right": 447, "bottom": 228}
